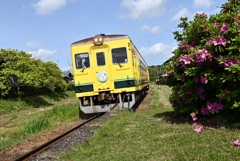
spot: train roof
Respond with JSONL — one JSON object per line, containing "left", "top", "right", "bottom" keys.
{"left": 71, "top": 34, "right": 129, "bottom": 46}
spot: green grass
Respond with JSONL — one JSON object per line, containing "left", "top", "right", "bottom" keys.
{"left": 0, "top": 90, "right": 75, "bottom": 115}
{"left": 61, "top": 84, "right": 240, "bottom": 161}
{"left": 23, "top": 117, "right": 51, "bottom": 135}
{"left": 43, "top": 104, "right": 79, "bottom": 121}
{"left": 0, "top": 103, "right": 79, "bottom": 151}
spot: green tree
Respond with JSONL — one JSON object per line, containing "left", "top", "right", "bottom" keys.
{"left": 0, "top": 49, "right": 67, "bottom": 96}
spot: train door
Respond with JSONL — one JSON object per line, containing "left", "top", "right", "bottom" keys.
{"left": 91, "top": 46, "right": 113, "bottom": 92}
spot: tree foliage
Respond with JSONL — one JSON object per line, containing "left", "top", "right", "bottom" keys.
{"left": 0, "top": 49, "right": 67, "bottom": 97}
{"left": 163, "top": 0, "right": 240, "bottom": 120}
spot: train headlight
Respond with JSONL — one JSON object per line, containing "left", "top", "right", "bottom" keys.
{"left": 126, "top": 81, "right": 131, "bottom": 87}
{"left": 93, "top": 34, "right": 104, "bottom": 46}
{"left": 77, "top": 86, "right": 82, "bottom": 92}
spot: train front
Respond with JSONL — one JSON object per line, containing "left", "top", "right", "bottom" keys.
{"left": 71, "top": 34, "right": 137, "bottom": 114}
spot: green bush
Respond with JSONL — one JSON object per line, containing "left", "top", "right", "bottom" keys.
{"left": 163, "top": 0, "right": 240, "bottom": 121}
{"left": 0, "top": 49, "right": 67, "bottom": 97}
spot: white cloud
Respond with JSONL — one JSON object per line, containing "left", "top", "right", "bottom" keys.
{"left": 27, "top": 41, "right": 57, "bottom": 60}
{"left": 33, "top": 0, "right": 68, "bottom": 15}
{"left": 171, "top": 8, "right": 190, "bottom": 21}
{"left": 120, "top": 0, "right": 167, "bottom": 19}
{"left": 28, "top": 48, "right": 57, "bottom": 60}
{"left": 193, "top": 0, "right": 215, "bottom": 8}
{"left": 140, "top": 43, "right": 173, "bottom": 56}
{"left": 141, "top": 25, "right": 160, "bottom": 34}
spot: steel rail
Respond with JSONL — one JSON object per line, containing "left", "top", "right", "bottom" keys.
{"left": 14, "top": 113, "right": 104, "bottom": 161}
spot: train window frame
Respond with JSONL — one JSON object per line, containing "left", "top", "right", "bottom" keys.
{"left": 96, "top": 52, "right": 106, "bottom": 66}
{"left": 75, "top": 52, "right": 90, "bottom": 69}
{"left": 111, "top": 47, "right": 128, "bottom": 65}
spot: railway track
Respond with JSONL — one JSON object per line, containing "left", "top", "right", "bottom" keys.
{"left": 14, "top": 113, "right": 104, "bottom": 161}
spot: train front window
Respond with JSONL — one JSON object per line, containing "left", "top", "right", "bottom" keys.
{"left": 111, "top": 47, "right": 128, "bottom": 65}
{"left": 75, "top": 53, "right": 90, "bottom": 69}
{"left": 96, "top": 52, "right": 105, "bottom": 66}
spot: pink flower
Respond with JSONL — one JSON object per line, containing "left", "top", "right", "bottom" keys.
{"left": 192, "top": 122, "right": 198, "bottom": 127}
{"left": 194, "top": 125, "right": 203, "bottom": 133}
{"left": 190, "top": 41, "right": 196, "bottom": 47}
{"left": 206, "top": 40, "right": 213, "bottom": 46}
{"left": 191, "top": 112, "right": 198, "bottom": 121}
{"left": 220, "top": 23, "right": 228, "bottom": 34}
{"left": 180, "top": 43, "right": 187, "bottom": 49}
{"left": 200, "top": 76, "right": 208, "bottom": 84}
{"left": 201, "top": 107, "right": 209, "bottom": 115}
{"left": 179, "top": 55, "right": 194, "bottom": 64}
{"left": 223, "top": 59, "right": 239, "bottom": 68}
{"left": 199, "top": 13, "right": 205, "bottom": 18}
{"left": 195, "top": 49, "right": 210, "bottom": 63}
{"left": 212, "top": 36, "right": 227, "bottom": 46}
{"left": 213, "top": 22, "right": 219, "bottom": 27}
{"left": 204, "top": 25, "right": 209, "bottom": 30}
{"left": 163, "top": 72, "right": 169, "bottom": 77}
{"left": 204, "top": 101, "right": 223, "bottom": 113}
{"left": 220, "top": 57, "right": 239, "bottom": 68}
{"left": 181, "top": 76, "right": 186, "bottom": 82}
{"left": 232, "top": 140, "right": 240, "bottom": 146}
{"left": 220, "top": 36, "right": 227, "bottom": 45}
{"left": 157, "top": 118, "right": 162, "bottom": 121}
{"left": 234, "top": 18, "right": 240, "bottom": 26}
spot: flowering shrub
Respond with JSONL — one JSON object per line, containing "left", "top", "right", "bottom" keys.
{"left": 163, "top": 0, "right": 240, "bottom": 120}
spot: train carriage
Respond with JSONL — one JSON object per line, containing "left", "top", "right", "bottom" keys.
{"left": 71, "top": 34, "right": 149, "bottom": 114}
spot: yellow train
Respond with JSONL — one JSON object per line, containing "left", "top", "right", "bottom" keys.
{"left": 71, "top": 34, "right": 150, "bottom": 114}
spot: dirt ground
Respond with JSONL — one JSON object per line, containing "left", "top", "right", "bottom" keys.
{"left": 0, "top": 88, "right": 152, "bottom": 161}
{"left": 135, "top": 87, "right": 152, "bottom": 113}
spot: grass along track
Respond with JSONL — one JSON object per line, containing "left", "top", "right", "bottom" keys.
{"left": 61, "top": 84, "right": 240, "bottom": 161}
{"left": 0, "top": 96, "right": 80, "bottom": 161}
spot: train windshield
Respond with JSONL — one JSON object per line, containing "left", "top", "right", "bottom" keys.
{"left": 111, "top": 47, "right": 128, "bottom": 65}
{"left": 75, "top": 52, "right": 90, "bottom": 69}
{"left": 96, "top": 52, "right": 106, "bottom": 66}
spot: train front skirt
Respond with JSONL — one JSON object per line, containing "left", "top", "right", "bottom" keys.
{"left": 79, "top": 92, "right": 136, "bottom": 113}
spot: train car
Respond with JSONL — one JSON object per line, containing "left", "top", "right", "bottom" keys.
{"left": 71, "top": 34, "right": 149, "bottom": 114}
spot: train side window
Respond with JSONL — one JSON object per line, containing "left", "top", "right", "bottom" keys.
{"left": 75, "top": 53, "right": 90, "bottom": 69}
{"left": 96, "top": 52, "right": 105, "bottom": 66}
{"left": 111, "top": 47, "right": 128, "bottom": 64}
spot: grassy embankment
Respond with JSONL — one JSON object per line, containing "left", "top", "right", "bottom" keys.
{"left": 61, "top": 84, "right": 240, "bottom": 161}
{"left": 0, "top": 90, "right": 76, "bottom": 115}
{"left": 0, "top": 90, "right": 79, "bottom": 151}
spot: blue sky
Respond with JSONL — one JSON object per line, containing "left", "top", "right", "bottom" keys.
{"left": 0, "top": 0, "right": 227, "bottom": 71}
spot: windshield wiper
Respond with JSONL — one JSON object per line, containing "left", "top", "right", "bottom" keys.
{"left": 82, "top": 66, "right": 86, "bottom": 72}
{"left": 114, "top": 56, "right": 122, "bottom": 67}
{"left": 116, "top": 59, "right": 122, "bottom": 67}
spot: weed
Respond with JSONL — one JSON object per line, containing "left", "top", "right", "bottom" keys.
{"left": 23, "top": 117, "right": 51, "bottom": 135}
{"left": 43, "top": 103, "right": 78, "bottom": 121}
